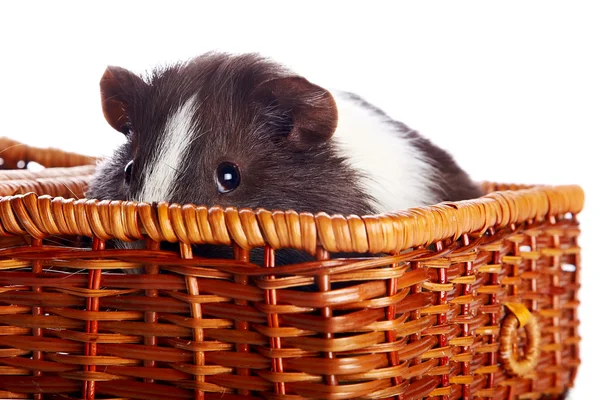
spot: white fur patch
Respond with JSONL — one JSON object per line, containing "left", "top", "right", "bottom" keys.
{"left": 136, "top": 96, "right": 198, "bottom": 203}
{"left": 331, "top": 91, "right": 438, "bottom": 213}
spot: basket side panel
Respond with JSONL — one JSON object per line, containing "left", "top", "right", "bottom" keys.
{"left": 0, "top": 187, "right": 582, "bottom": 400}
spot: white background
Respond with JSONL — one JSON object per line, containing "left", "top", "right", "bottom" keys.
{"left": 0, "top": 1, "right": 597, "bottom": 398}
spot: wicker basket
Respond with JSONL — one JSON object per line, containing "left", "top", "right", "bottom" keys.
{"left": 0, "top": 137, "right": 583, "bottom": 400}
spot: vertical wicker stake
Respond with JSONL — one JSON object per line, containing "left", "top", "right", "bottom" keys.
{"left": 233, "top": 244, "right": 250, "bottom": 396}
{"left": 409, "top": 257, "right": 423, "bottom": 374}
{"left": 571, "top": 215, "right": 581, "bottom": 387}
{"left": 549, "top": 216, "right": 563, "bottom": 391}
{"left": 83, "top": 237, "right": 105, "bottom": 400}
{"left": 384, "top": 258, "right": 401, "bottom": 394}
{"left": 460, "top": 234, "right": 474, "bottom": 400}
{"left": 487, "top": 228, "right": 501, "bottom": 392}
{"left": 264, "top": 246, "right": 285, "bottom": 395}
{"left": 315, "top": 247, "right": 338, "bottom": 387}
{"left": 435, "top": 241, "right": 450, "bottom": 400}
{"left": 529, "top": 232, "right": 539, "bottom": 313}
{"left": 181, "top": 242, "right": 204, "bottom": 400}
{"left": 500, "top": 224, "right": 523, "bottom": 400}
{"left": 30, "top": 238, "right": 44, "bottom": 400}
{"left": 509, "top": 223, "right": 520, "bottom": 300}
{"left": 144, "top": 239, "right": 161, "bottom": 383}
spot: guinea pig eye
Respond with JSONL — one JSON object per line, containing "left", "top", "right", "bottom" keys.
{"left": 216, "top": 162, "right": 241, "bottom": 193}
{"left": 124, "top": 160, "right": 134, "bottom": 184}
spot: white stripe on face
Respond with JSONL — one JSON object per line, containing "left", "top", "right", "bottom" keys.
{"left": 135, "top": 96, "right": 197, "bottom": 203}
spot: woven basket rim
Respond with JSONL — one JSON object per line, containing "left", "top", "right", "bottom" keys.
{"left": 0, "top": 183, "right": 585, "bottom": 255}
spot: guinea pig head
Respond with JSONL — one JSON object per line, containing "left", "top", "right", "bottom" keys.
{"left": 89, "top": 55, "right": 373, "bottom": 216}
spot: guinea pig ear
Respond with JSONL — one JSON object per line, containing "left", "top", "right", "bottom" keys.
{"left": 254, "top": 77, "right": 338, "bottom": 149}
{"left": 100, "top": 66, "right": 146, "bottom": 134}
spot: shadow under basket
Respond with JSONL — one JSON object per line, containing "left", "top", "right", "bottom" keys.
{"left": 0, "top": 137, "right": 583, "bottom": 400}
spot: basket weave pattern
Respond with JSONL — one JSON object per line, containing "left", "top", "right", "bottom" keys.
{"left": 0, "top": 139, "right": 583, "bottom": 399}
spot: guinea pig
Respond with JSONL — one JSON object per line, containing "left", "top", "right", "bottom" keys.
{"left": 86, "top": 51, "right": 483, "bottom": 268}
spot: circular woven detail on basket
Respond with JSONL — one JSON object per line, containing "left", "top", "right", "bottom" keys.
{"left": 499, "top": 311, "right": 541, "bottom": 377}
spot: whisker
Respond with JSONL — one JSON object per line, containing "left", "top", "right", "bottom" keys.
{"left": 160, "top": 162, "right": 183, "bottom": 175}
{"left": 42, "top": 237, "right": 66, "bottom": 246}
{"left": 42, "top": 236, "right": 80, "bottom": 247}
{"left": 187, "top": 129, "right": 210, "bottom": 147}
{"left": 0, "top": 143, "right": 27, "bottom": 157}
{"left": 82, "top": 154, "right": 101, "bottom": 163}
{"left": 57, "top": 180, "right": 80, "bottom": 200}
{"left": 63, "top": 268, "right": 87, "bottom": 278}
{"left": 169, "top": 129, "right": 210, "bottom": 177}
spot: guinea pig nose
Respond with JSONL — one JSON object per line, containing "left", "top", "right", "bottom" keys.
{"left": 124, "top": 160, "right": 134, "bottom": 184}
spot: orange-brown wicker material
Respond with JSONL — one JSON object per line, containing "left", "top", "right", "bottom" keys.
{"left": 0, "top": 138, "right": 582, "bottom": 399}
{"left": 0, "top": 137, "right": 98, "bottom": 170}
